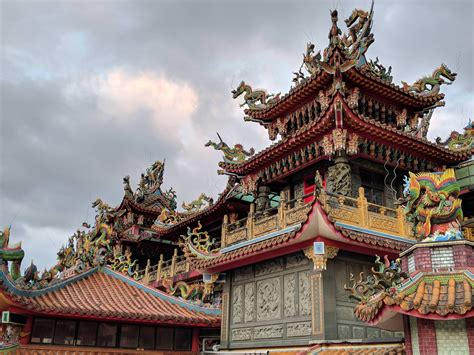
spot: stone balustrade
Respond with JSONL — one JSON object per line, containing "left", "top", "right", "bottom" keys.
{"left": 319, "top": 186, "right": 414, "bottom": 239}
{"left": 221, "top": 193, "right": 313, "bottom": 248}
{"left": 137, "top": 249, "right": 191, "bottom": 285}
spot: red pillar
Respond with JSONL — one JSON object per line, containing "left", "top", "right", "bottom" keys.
{"left": 417, "top": 318, "right": 437, "bottom": 355}
{"left": 191, "top": 328, "right": 200, "bottom": 352}
{"left": 19, "top": 316, "right": 33, "bottom": 345}
{"left": 403, "top": 316, "right": 413, "bottom": 355}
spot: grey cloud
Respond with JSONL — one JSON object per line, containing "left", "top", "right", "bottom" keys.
{"left": 1, "top": 0, "right": 472, "bottom": 269}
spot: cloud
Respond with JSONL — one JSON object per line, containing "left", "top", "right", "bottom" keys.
{"left": 1, "top": 0, "right": 472, "bottom": 271}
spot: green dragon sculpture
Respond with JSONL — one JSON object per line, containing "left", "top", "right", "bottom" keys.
{"left": 205, "top": 133, "right": 255, "bottom": 164}
{"left": 232, "top": 81, "right": 280, "bottom": 110}
{"left": 181, "top": 193, "right": 213, "bottom": 212}
{"left": 0, "top": 227, "right": 25, "bottom": 280}
{"left": 345, "top": 255, "right": 408, "bottom": 322}
{"left": 162, "top": 278, "right": 211, "bottom": 303}
{"left": 402, "top": 64, "right": 457, "bottom": 96}
{"left": 400, "top": 169, "right": 464, "bottom": 242}
{"left": 436, "top": 119, "right": 474, "bottom": 151}
{"left": 179, "top": 221, "right": 219, "bottom": 260}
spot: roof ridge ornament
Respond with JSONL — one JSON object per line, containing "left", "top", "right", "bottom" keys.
{"left": 231, "top": 81, "right": 281, "bottom": 110}
{"left": 401, "top": 63, "right": 457, "bottom": 96}
{"left": 205, "top": 132, "right": 255, "bottom": 164}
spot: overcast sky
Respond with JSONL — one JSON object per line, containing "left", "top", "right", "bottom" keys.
{"left": 1, "top": 0, "right": 473, "bottom": 271}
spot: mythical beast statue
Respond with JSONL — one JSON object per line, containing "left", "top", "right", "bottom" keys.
{"left": 402, "top": 64, "right": 457, "bottom": 96}
{"left": 400, "top": 169, "right": 464, "bottom": 242}
{"left": 232, "top": 81, "right": 280, "bottom": 110}
{"left": 0, "top": 227, "right": 25, "bottom": 280}
{"left": 205, "top": 133, "right": 255, "bottom": 164}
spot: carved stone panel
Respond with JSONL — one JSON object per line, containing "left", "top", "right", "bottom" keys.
{"left": 255, "top": 259, "right": 284, "bottom": 277}
{"left": 311, "top": 273, "right": 323, "bottom": 335}
{"left": 286, "top": 252, "right": 308, "bottom": 269}
{"left": 298, "top": 271, "right": 311, "bottom": 316}
{"left": 234, "top": 266, "right": 253, "bottom": 283}
{"left": 232, "top": 285, "right": 243, "bottom": 324}
{"left": 256, "top": 278, "right": 281, "bottom": 321}
{"left": 254, "top": 324, "right": 284, "bottom": 339}
{"left": 244, "top": 283, "right": 255, "bottom": 323}
{"left": 231, "top": 328, "right": 252, "bottom": 341}
{"left": 284, "top": 274, "right": 296, "bottom": 317}
{"left": 287, "top": 321, "right": 312, "bottom": 337}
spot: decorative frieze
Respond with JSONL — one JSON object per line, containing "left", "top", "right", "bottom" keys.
{"left": 257, "top": 278, "right": 281, "bottom": 321}
{"left": 255, "top": 259, "right": 284, "bottom": 277}
{"left": 231, "top": 328, "right": 252, "bottom": 341}
{"left": 287, "top": 321, "right": 312, "bottom": 337}
{"left": 232, "top": 285, "right": 244, "bottom": 323}
{"left": 284, "top": 274, "right": 296, "bottom": 317}
{"left": 234, "top": 266, "right": 253, "bottom": 282}
{"left": 298, "top": 271, "right": 311, "bottom": 316}
{"left": 254, "top": 324, "right": 284, "bottom": 339}
{"left": 244, "top": 283, "right": 255, "bottom": 323}
{"left": 286, "top": 253, "right": 308, "bottom": 268}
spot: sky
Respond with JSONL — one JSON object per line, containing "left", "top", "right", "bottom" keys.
{"left": 1, "top": 0, "right": 473, "bottom": 271}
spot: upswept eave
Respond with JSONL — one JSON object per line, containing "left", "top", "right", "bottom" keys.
{"left": 0, "top": 266, "right": 220, "bottom": 326}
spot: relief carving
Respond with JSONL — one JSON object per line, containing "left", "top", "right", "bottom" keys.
{"left": 255, "top": 259, "right": 283, "bottom": 276}
{"left": 232, "top": 285, "right": 243, "bottom": 323}
{"left": 287, "top": 321, "right": 312, "bottom": 337}
{"left": 231, "top": 328, "right": 252, "bottom": 341}
{"left": 284, "top": 274, "right": 296, "bottom": 317}
{"left": 257, "top": 278, "right": 281, "bottom": 321}
{"left": 286, "top": 252, "right": 308, "bottom": 268}
{"left": 244, "top": 283, "right": 255, "bottom": 323}
{"left": 254, "top": 324, "right": 284, "bottom": 339}
{"left": 298, "top": 271, "right": 311, "bottom": 316}
{"left": 234, "top": 266, "right": 253, "bottom": 283}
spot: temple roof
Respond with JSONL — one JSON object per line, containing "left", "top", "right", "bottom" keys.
{"left": 0, "top": 267, "right": 220, "bottom": 326}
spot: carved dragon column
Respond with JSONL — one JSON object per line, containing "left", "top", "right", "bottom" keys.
{"left": 326, "top": 152, "right": 352, "bottom": 196}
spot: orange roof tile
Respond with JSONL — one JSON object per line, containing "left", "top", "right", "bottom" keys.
{"left": 1, "top": 267, "right": 220, "bottom": 326}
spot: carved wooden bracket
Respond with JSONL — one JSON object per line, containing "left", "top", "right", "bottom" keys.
{"left": 303, "top": 245, "right": 339, "bottom": 270}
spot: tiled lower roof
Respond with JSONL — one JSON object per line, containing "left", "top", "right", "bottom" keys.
{"left": 305, "top": 341, "right": 405, "bottom": 354}
{"left": 1, "top": 267, "right": 220, "bottom": 326}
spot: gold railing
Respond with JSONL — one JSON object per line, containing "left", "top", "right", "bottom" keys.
{"left": 319, "top": 187, "right": 414, "bottom": 239}
{"left": 137, "top": 249, "right": 191, "bottom": 285}
{"left": 221, "top": 192, "right": 313, "bottom": 248}
{"left": 462, "top": 227, "right": 474, "bottom": 242}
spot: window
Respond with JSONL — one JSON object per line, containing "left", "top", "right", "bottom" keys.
{"left": 174, "top": 328, "right": 192, "bottom": 351}
{"left": 360, "top": 170, "right": 384, "bottom": 205}
{"left": 119, "top": 325, "right": 139, "bottom": 348}
{"left": 76, "top": 321, "right": 97, "bottom": 346}
{"left": 139, "top": 326, "right": 155, "bottom": 350}
{"left": 31, "top": 318, "right": 55, "bottom": 344}
{"left": 97, "top": 323, "right": 117, "bottom": 347}
{"left": 53, "top": 320, "right": 76, "bottom": 345}
{"left": 155, "top": 327, "right": 174, "bottom": 350}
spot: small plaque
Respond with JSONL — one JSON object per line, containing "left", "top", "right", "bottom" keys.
{"left": 313, "top": 242, "right": 325, "bottom": 255}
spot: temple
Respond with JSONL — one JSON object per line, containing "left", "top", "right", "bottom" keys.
{"left": 1, "top": 2, "right": 474, "bottom": 354}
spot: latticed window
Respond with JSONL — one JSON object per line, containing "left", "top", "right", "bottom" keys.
{"left": 360, "top": 170, "right": 384, "bottom": 205}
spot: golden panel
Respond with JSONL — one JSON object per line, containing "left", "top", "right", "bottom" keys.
{"left": 285, "top": 204, "right": 312, "bottom": 226}
{"left": 328, "top": 206, "right": 359, "bottom": 225}
{"left": 226, "top": 227, "right": 247, "bottom": 245}
{"left": 253, "top": 215, "right": 278, "bottom": 237}
{"left": 368, "top": 213, "right": 399, "bottom": 233}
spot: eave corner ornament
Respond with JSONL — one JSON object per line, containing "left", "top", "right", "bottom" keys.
{"left": 304, "top": 244, "right": 339, "bottom": 271}
{"left": 205, "top": 132, "right": 255, "bottom": 164}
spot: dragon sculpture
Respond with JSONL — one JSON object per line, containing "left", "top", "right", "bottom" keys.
{"left": 182, "top": 193, "right": 214, "bottom": 212}
{"left": 205, "top": 133, "right": 255, "bottom": 164}
{"left": 109, "top": 244, "right": 141, "bottom": 280}
{"left": 436, "top": 119, "right": 474, "bottom": 151}
{"left": 363, "top": 57, "right": 392, "bottom": 83}
{"left": 162, "top": 278, "right": 211, "bottom": 303}
{"left": 342, "top": 1, "right": 375, "bottom": 67}
{"left": 400, "top": 169, "right": 464, "bottom": 242}
{"left": 232, "top": 81, "right": 280, "bottom": 110}
{"left": 345, "top": 255, "right": 408, "bottom": 322}
{"left": 402, "top": 64, "right": 457, "bottom": 96}
{"left": 0, "top": 227, "right": 25, "bottom": 280}
{"left": 179, "top": 221, "right": 220, "bottom": 261}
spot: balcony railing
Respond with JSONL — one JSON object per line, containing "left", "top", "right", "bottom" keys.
{"left": 136, "top": 249, "right": 191, "bottom": 285}
{"left": 319, "top": 187, "right": 414, "bottom": 239}
{"left": 221, "top": 193, "right": 314, "bottom": 248}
